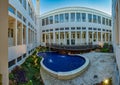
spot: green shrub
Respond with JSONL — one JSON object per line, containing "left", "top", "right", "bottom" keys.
{"left": 26, "top": 56, "right": 34, "bottom": 64}
{"left": 101, "top": 48, "right": 109, "bottom": 52}
{"left": 9, "top": 73, "right": 14, "bottom": 80}
{"left": 103, "top": 43, "right": 109, "bottom": 48}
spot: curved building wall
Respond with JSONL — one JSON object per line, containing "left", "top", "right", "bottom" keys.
{"left": 40, "top": 7, "right": 112, "bottom": 46}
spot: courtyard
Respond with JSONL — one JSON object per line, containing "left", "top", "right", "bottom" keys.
{"left": 40, "top": 52, "right": 116, "bottom": 85}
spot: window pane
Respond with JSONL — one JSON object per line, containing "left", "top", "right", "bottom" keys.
{"left": 102, "top": 17, "right": 105, "bottom": 25}
{"left": 82, "top": 13, "right": 86, "bottom": 22}
{"left": 109, "top": 20, "right": 111, "bottom": 26}
{"left": 88, "top": 14, "right": 92, "bottom": 22}
{"left": 65, "top": 13, "right": 69, "bottom": 22}
{"left": 49, "top": 16, "right": 53, "bottom": 24}
{"left": 106, "top": 18, "right": 108, "bottom": 25}
{"left": 60, "top": 14, "right": 64, "bottom": 23}
{"left": 42, "top": 19, "right": 45, "bottom": 26}
{"left": 71, "top": 13, "right": 75, "bottom": 22}
{"left": 55, "top": 15, "right": 59, "bottom": 23}
{"left": 46, "top": 17, "right": 48, "bottom": 25}
{"left": 8, "top": 6, "right": 15, "bottom": 14}
{"left": 98, "top": 16, "right": 101, "bottom": 24}
{"left": 23, "top": 0, "right": 26, "bottom": 9}
{"left": 76, "top": 13, "right": 81, "bottom": 22}
{"left": 93, "top": 15, "right": 97, "bottom": 23}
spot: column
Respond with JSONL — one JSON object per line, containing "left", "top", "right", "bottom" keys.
{"left": 96, "top": 31, "right": 98, "bottom": 43}
{"left": 101, "top": 30, "right": 103, "bottom": 42}
{"left": 64, "top": 31, "right": 65, "bottom": 45}
{"left": 105, "top": 32, "right": 106, "bottom": 42}
{"left": 108, "top": 33, "right": 109, "bottom": 42}
{"left": 15, "top": 19, "right": 17, "bottom": 46}
{"left": 75, "top": 31, "right": 77, "bottom": 45}
{"left": 49, "top": 32, "right": 50, "bottom": 44}
{"left": 45, "top": 33, "right": 46, "bottom": 44}
{"left": 0, "top": 0, "right": 9, "bottom": 84}
{"left": 53, "top": 31, "right": 55, "bottom": 44}
{"left": 92, "top": 31, "right": 94, "bottom": 44}
{"left": 81, "top": 30, "right": 82, "bottom": 44}
{"left": 86, "top": 28, "right": 89, "bottom": 45}
{"left": 69, "top": 30, "right": 71, "bottom": 45}
{"left": 21, "top": 24, "right": 23, "bottom": 44}
{"left": 58, "top": 31, "right": 60, "bottom": 45}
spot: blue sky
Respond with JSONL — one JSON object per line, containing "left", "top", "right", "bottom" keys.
{"left": 32, "top": 0, "right": 111, "bottom": 15}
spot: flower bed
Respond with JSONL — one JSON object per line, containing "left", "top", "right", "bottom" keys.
{"left": 9, "top": 47, "right": 46, "bottom": 85}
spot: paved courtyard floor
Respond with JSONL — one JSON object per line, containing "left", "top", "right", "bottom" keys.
{"left": 40, "top": 52, "right": 116, "bottom": 85}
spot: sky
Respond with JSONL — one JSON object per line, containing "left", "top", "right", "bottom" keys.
{"left": 32, "top": 0, "right": 112, "bottom": 15}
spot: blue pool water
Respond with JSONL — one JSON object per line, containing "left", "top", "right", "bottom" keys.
{"left": 38, "top": 52, "right": 86, "bottom": 72}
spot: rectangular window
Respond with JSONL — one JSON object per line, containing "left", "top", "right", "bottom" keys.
{"left": 60, "top": 28, "right": 64, "bottom": 30}
{"left": 106, "top": 18, "right": 108, "bottom": 25}
{"left": 71, "top": 13, "right": 75, "bottom": 22}
{"left": 98, "top": 16, "right": 101, "bottom": 24}
{"left": 77, "top": 27, "right": 81, "bottom": 30}
{"left": 76, "top": 13, "right": 81, "bottom": 22}
{"left": 49, "top": 16, "right": 53, "bottom": 24}
{"left": 60, "top": 14, "right": 64, "bottom": 23}
{"left": 82, "top": 27, "right": 86, "bottom": 30}
{"left": 65, "top": 27, "right": 69, "bottom": 30}
{"left": 50, "top": 33, "right": 53, "bottom": 39}
{"left": 55, "top": 15, "right": 59, "bottom": 23}
{"left": 8, "top": 59, "right": 16, "bottom": 67}
{"left": 23, "top": 53, "right": 26, "bottom": 58}
{"left": 50, "top": 29, "right": 53, "bottom": 31}
{"left": 88, "top": 27, "right": 92, "bottom": 30}
{"left": 98, "top": 28, "right": 101, "bottom": 31}
{"left": 17, "top": 56, "right": 22, "bottom": 62}
{"left": 46, "top": 17, "right": 48, "bottom": 25}
{"left": 19, "top": 0, "right": 22, "bottom": 3}
{"left": 55, "top": 28, "right": 59, "bottom": 31}
{"left": 65, "top": 13, "right": 69, "bottom": 22}
{"left": 23, "top": 17, "right": 26, "bottom": 23}
{"left": 71, "top": 27, "right": 75, "bottom": 30}
{"left": 23, "top": 0, "right": 26, "bottom": 9}
{"left": 77, "top": 33, "right": 80, "bottom": 38}
{"left": 102, "top": 17, "right": 105, "bottom": 25}
{"left": 17, "top": 11, "right": 22, "bottom": 19}
{"left": 93, "top": 28, "right": 97, "bottom": 30}
{"left": 109, "top": 20, "right": 111, "bottom": 26}
{"left": 42, "top": 19, "right": 45, "bottom": 26}
{"left": 82, "top": 13, "right": 86, "bottom": 22}
{"left": 88, "top": 14, "right": 92, "bottom": 22}
{"left": 93, "top": 15, "right": 97, "bottom": 23}
{"left": 8, "top": 5, "right": 15, "bottom": 14}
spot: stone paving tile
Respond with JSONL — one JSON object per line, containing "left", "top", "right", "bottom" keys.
{"left": 40, "top": 52, "right": 116, "bottom": 85}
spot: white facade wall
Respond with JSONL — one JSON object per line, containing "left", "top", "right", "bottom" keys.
{"left": 40, "top": 7, "right": 112, "bottom": 46}
{"left": 8, "top": 0, "right": 40, "bottom": 71}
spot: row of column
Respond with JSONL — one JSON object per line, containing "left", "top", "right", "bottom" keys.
{"left": 8, "top": 16, "right": 36, "bottom": 47}
{"left": 42, "top": 30, "right": 112, "bottom": 45}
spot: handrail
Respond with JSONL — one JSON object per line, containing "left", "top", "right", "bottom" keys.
{"left": 46, "top": 43, "right": 100, "bottom": 51}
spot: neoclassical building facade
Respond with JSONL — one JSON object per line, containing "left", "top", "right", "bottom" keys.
{"left": 40, "top": 7, "right": 112, "bottom": 46}
{"left": 8, "top": 0, "right": 40, "bottom": 71}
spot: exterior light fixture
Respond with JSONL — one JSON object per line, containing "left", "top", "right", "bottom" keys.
{"left": 104, "top": 79, "right": 109, "bottom": 84}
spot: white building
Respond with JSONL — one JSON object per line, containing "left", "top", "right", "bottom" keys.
{"left": 8, "top": 0, "right": 40, "bottom": 71}
{"left": 39, "top": 7, "right": 112, "bottom": 47}
{"left": 112, "top": 0, "right": 120, "bottom": 83}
